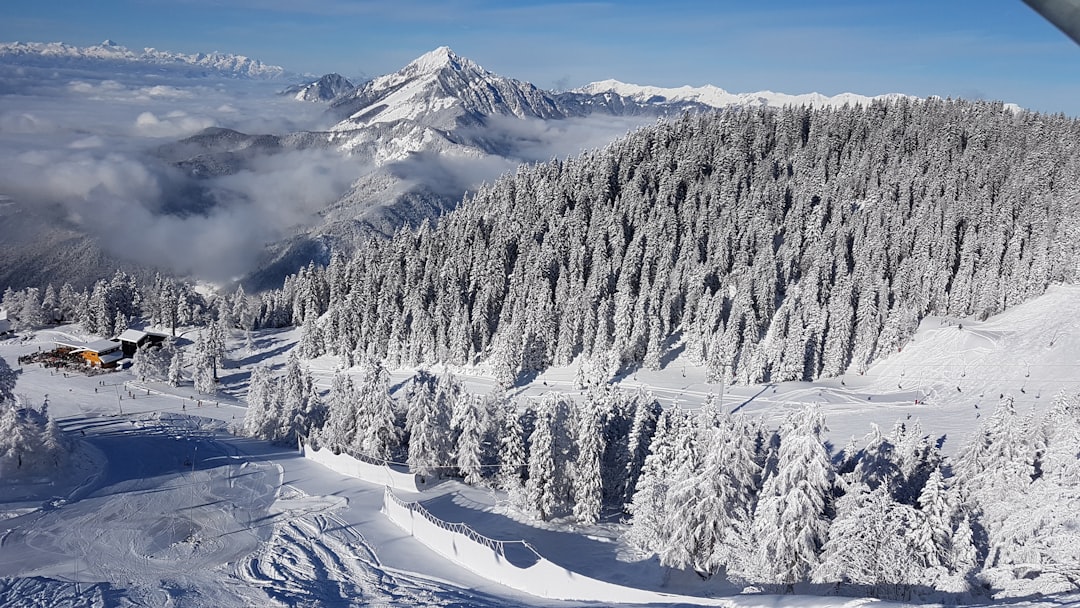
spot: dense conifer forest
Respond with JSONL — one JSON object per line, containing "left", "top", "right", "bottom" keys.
{"left": 254, "top": 98, "right": 1080, "bottom": 386}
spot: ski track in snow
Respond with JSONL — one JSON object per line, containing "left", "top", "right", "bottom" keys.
{"left": 0, "top": 359, "right": 509, "bottom": 607}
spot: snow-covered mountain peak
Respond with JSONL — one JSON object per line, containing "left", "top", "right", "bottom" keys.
{"left": 404, "top": 46, "right": 479, "bottom": 75}
{"left": 281, "top": 73, "right": 356, "bottom": 102}
{"left": 328, "top": 47, "right": 563, "bottom": 134}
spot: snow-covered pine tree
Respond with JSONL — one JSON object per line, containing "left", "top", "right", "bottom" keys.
{"left": 208, "top": 317, "right": 228, "bottom": 380}
{"left": 405, "top": 371, "right": 453, "bottom": 478}
{"left": 741, "top": 406, "right": 834, "bottom": 588}
{"left": 297, "top": 309, "right": 324, "bottom": 360}
{"left": 571, "top": 401, "right": 604, "bottom": 525}
{"left": 851, "top": 423, "right": 902, "bottom": 493}
{"left": 526, "top": 396, "right": 559, "bottom": 520}
{"left": 622, "top": 390, "right": 660, "bottom": 505}
{"left": 525, "top": 394, "right": 573, "bottom": 520}
{"left": 497, "top": 402, "right": 527, "bottom": 491}
{"left": 166, "top": 343, "right": 184, "bottom": 387}
{"left": 243, "top": 365, "right": 279, "bottom": 440}
{"left": 454, "top": 393, "right": 484, "bottom": 485}
{"left": 626, "top": 409, "right": 683, "bottom": 552}
{"left": 278, "top": 353, "right": 323, "bottom": 444}
{"left": 976, "top": 399, "right": 1080, "bottom": 595}
{"left": 192, "top": 331, "right": 217, "bottom": 395}
{"left": 0, "top": 356, "right": 17, "bottom": 404}
{"left": 813, "top": 484, "right": 923, "bottom": 598}
{"left": 911, "top": 465, "right": 954, "bottom": 571}
{"left": 130, "top": 344, "right": 152, "bottom": 382}
{"left": 0, "top": 380, "right": 71, "bottom": 477}
{"left": 891, "top": 419, "right": 942, "bottom": 505}
{"left": 356, "top": 357, "right": 400, "bottom": 461}
{"left": 321, "top": 372, "right": 360, "bottom": 450}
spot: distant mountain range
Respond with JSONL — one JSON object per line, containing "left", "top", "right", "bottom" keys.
{"left": 0, "top": 40, "right": 287, "bottom": 79}
{"left": 575, "top": 79, "right": 908, "bottom": 109}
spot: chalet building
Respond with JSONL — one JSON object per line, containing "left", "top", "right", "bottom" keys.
{"left": 116, "top": 328, "right": 168, "bottom": 358}
{"left": 49, "top": 338, "right": 123, "bottom": 368}
{"left": 78, "top": 339, "right": 124, "bottom": 368}
{"left": 0, "top": 309, "right": 11, "bottom": 336}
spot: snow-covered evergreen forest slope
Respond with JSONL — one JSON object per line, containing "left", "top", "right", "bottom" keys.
{"left": 259, "top": 98, "right": 1080, "bottom": 384}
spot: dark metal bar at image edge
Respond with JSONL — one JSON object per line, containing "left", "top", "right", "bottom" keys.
{"left": 1024, "top": 0, "right": 1080, "bottom": 45}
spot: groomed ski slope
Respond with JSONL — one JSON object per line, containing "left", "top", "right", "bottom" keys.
{"left": 2, "top": 285, "right": 1080, "bottom": 606}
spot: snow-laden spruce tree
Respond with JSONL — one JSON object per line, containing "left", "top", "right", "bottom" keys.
{"left": 660, "top": 413, "right": 763, "bottom": 576}
{"left": 571, "top": 401, "right": 604, "bottom": 524}
{"left": 851, "top": 423, "right": 901, "bottom": 492}
{"left": 130, "top": 345, "right": 152, "bottom": 382}
{"left": 891, "top": 419, "right": 942, "bottom": 505}
{"left": 910, "top": 466, "right": 955, "bottom": 571}
{"left": 166, "top": 343, "right": 184, "bottom": 387}
{"left": 497, "top": 402, "right": 527, "bottom": 492}
{"left": 951, "top": 396, "right": 1038, "bottom": 585}
{"left": 243, "top": 365, "right": 279, "bottom": 440}
{"left": 972, "top": 393, "right": 1080, "bottom": 597}
{"left": 192, "top": 330, "right": 217, "bottom": 395}
{"left": 131, "top": 342, "right": 172, "bottom": 383}
{"left": 621, "top": 389, "right": 660, "bottom": 505}
{"left": 738, "top": 406, "right": 834, "bottom": 589}
{"left": 0, "top": 403, "right": 70, "bottom": 477}
{"left": 355, "top": 357, "right": 400, "bottom": 461}
{"left": 626, "top": 409, "right": 687, "bottom": 553}
{"left": 405, "top": 371, "right": 453, "bottom": 478}
{"left": 525, "top": 394, "right": 573, "bottom": 520}
{"left": 908, "top": 465, "right": 977, "bottom": 594}
{"left": 453, "top": 393, "right": 485, "bottom": 485}
{"left": 0, "top": 356, "right": 17, "bottom": 404}
{"left": 813, "top": 484, "right": 923, "bottom": 598}
{"left": 278, "top": 353, "right": 323, "bottom": 444}
{"left": 297, "top": 309, "right": 324, "bottom": 359}
{"left": 321, "top": 372, "right": 360, "bottom": 450}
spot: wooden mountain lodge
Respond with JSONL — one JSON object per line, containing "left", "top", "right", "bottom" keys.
{"left": 52, "top": 338, "right": 124, "bottom": 368}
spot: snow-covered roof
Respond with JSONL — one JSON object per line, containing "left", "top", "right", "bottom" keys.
{"left": 98, "top": 351, "right": 124, "bottom": 364}
{"left": 83, "top": 339, "right": 121, "bottom": 353}
{"left": 117, "top": 329, "right": 148, "bottom": 343}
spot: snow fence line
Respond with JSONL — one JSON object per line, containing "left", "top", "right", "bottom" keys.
{"left": 301, "top": 443, "right": 421, "bottom": 493}
{"left": 381, "top": 487, "right": 733, "bottom": 605}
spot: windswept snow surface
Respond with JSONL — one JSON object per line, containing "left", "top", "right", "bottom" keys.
{"left": 3, "top": 286, "right": 1080, "bottom": 606}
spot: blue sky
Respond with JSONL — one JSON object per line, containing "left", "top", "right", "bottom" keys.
{"left": 4, "top": 0, "right": 1080, "bottom": 115}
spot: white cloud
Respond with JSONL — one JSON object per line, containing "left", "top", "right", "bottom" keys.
{"left": 0, "top": 112, "right": 55, "bottom": 134}
{"left": 139, "top": 85, "right": 193, "bottom": 99}
{"left": 134, "top": 110, "right": 216, "bottom": 138}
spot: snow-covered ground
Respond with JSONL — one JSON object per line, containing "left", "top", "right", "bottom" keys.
{"left": 3, "top": 285, "right": 1080, "bottom": 606}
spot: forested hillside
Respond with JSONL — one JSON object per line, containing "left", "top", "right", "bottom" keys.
{"left": 257, "top": 98, "right": 1080, "bottom": 385}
